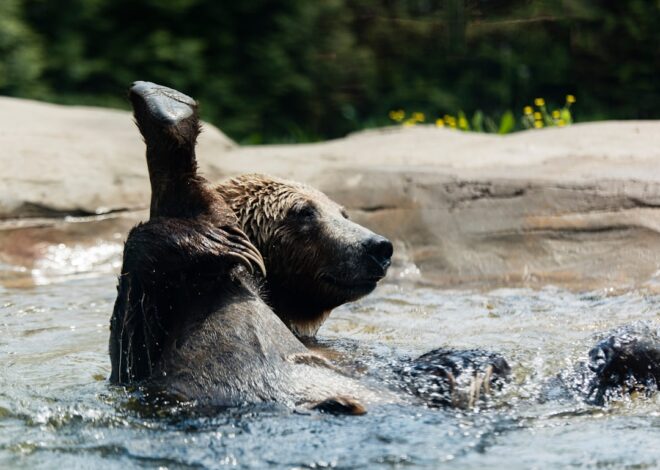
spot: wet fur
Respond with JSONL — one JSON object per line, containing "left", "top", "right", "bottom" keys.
{"left": 108, "top": 83, "right": 660, "bottom": 412}
{"left": 109, "top": 82, "right": 373, "bottom": 412}
{"left": 545, "top": 323, "right": 660, "bottom": 406}
{"left": 217, "top": 174, "right": 392, "bottom": 338}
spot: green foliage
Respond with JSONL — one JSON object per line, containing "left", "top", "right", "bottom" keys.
{"left": 471, "top": 111, "right": 484, "bottom": 133}
{"left": 521, "top": 96, "right": 576, "bottom": 130}
{"left": 498, "top": 110, "right": 515, "bottom": 134}
{"left": 457, "top": 111, "right": 469, "bottom": 131}
{"left": 390, "top": 95, "right": 575, "bottom": 134}
{"left": 0, "top": 0, "right": 45, "bottom": 96}
{"left": 0, "top": 0, "right": 658, "bottom": 142}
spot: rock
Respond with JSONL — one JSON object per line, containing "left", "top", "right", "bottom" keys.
{"left": 2, "top": 96, "right": 660, "bottom": 289}
{"left": 0, "top": 96, "right": 234, "bottom": 218}
{"left": 225, "top": 122, "right": 660, "bottom": 289}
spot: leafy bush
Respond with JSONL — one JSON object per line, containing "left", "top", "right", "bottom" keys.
{"left": 0, "top": 0, "right": 45, "bottom": 97}
{"left": 0, "top": 1, "right": 658, "bottom": 142}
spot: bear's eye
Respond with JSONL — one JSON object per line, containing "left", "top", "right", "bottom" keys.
{"left": 341, "top": 209, "right": 350, "bottom": 220}
{"left": 293, "top": 204, "right": 318, "bottom": 220}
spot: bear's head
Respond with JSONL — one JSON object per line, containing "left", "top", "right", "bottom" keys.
{"left": 217, "top": 174, "right": 393, "bottom": 338}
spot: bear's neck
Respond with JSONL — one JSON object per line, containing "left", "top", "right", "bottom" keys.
{"left": 264, "top": 276, "right": 333, "bottom": 339}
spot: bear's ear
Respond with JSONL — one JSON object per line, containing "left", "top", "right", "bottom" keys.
{"left": 129, "top": 81, "right": 203, "bottom": 218}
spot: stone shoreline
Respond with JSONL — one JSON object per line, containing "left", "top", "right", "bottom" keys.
{"left": 2, "top": 96, "right": 660, "bottom": 289}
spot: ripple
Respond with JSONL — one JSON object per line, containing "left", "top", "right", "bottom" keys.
{"left": 1, "top": 274, "right": 659, "bottom": 468}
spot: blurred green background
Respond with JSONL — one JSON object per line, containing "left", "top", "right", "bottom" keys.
{"left": 1, "top": 0, "right": 658, "bottom": 143}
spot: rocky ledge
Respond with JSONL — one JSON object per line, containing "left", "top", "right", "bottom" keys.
{"left": 2, "top": 96, "right": 660, "bottom": 289}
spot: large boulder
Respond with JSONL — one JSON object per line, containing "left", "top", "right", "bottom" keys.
{"left": 0, "top": 96, "right": 234, "bottom": 218}
{"left": 225, "top": 122, "right": 660, "bottom": 289}
{"left": 2, "top": 96, "right": 660, "bottom": 289}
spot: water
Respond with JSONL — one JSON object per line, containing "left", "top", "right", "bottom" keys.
{"left": 1, "top": 243, "right": 659, "bottom": 469}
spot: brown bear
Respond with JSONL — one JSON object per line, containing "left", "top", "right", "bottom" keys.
{"left": 109, "top": 81, "right": 383, "bottom": 413}
{"left": 109, "top": 82, "right": 659, "bottom": 414}
{"left": 216, "top": 174, "right": 393, "bottom": 338}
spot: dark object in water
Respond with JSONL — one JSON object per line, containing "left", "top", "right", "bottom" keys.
{"left": 543, "top": 323, "right": 660, "bottom": 406}
{"left": 397, "top": 348, "right": 511, "bottom": 408}
{"left": 585, "top": 323, "right": 660, "bottom": 405}
{"left": 399, "top": 323, "right": 659, "bottom": 409}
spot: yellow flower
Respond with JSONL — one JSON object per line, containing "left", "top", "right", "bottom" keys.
{"left": 534, "top": 120, "right": 543, "bottom": 129}
{"left": 552, "top": 110, "right": 561, "bottom": 119}
{"left": 435, "top": 118, "right": 445, "bottom": 128}
{"left": 458, "top": 117, "right": 468, "bottom": 129}
{"left": 403, "top": 119, "right": 416, "bottom": 128}
{"left": 566, "top": 95, "right": 576, "bottom": 104}
{"left": 557, "top": 119, "right": 566, "bottom": 127}
{"left": 524, "top": 106, "right": 533, "bottom": 115}
{"left": 534, "top": 98, "right": 545, "bottom": 107}
{"left": 412, "top": 112, "right": 425, "bottom": 122}
{"left": 388, "top": 110, "right": 405, "bottom": 122}
{"left": 533, "top": 112, "right": 542, "bottom": 120}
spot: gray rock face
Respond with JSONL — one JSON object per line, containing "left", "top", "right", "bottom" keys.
{"left": 0, "top": 96, "right": 234, "bottom": 218}
{"left": 2, "top": 96, "right": 660, "bottom": 289}
{"left": 224, "top": 122, "right": 660, "bottom": 289}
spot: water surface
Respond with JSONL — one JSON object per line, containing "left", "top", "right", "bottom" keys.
{"left": 1, "top": 243, "right": 659, "bottom": 469}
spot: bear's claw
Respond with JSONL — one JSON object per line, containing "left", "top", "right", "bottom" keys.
{"left": 311, "top": 396, "right": 367, "bottom": 415}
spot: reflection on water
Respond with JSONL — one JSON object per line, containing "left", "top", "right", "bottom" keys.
{"left": 32, "top": 242, "right": 123, "bottom": 286}
{"left": 0, "top": 244, "right": 659, "bottom": 468}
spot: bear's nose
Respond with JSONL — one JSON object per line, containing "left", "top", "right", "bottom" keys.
{"left": 363, "top": 235, "right": 393, "bottom": 269}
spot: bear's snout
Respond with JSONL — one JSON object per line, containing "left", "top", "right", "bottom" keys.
{"left": 362, "top": 235, "right": 393, "bottom": 272}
